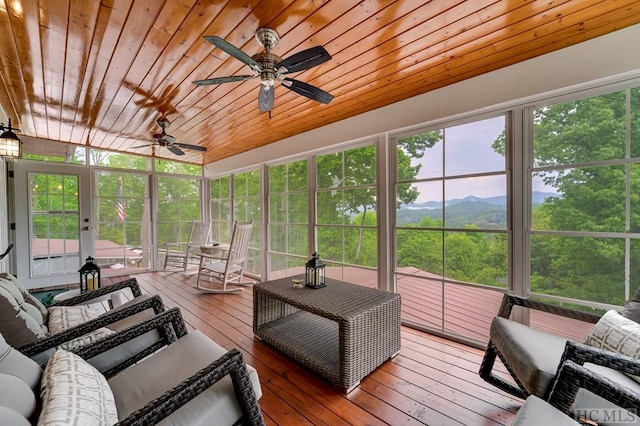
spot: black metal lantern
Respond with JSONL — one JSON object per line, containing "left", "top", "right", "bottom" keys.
{"left": 79, "top": 256, "right": 101, "bottom": 294}
{"left": 305, "top": 251, "right": 326, "bottom": 289}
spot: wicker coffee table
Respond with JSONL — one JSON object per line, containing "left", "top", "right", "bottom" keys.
{"left": 253, "top": 275, "right": 401, "bottom": 393}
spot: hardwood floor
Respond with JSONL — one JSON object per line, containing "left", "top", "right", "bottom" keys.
{"left": 123, "top": 271, "right": 522, "bottom": 425}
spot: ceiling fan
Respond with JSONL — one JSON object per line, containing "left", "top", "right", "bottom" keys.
{"left": 133, "top": 117, "right": 207, "bottom": 156}
{"left": 193, "top": 27, "right": 334, "bottom": 114}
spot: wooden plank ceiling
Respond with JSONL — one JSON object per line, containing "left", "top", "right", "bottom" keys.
{"left": 0, "top": 0, "right": 639, "bottom": 165}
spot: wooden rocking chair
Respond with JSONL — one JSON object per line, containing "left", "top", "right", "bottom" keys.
{"left": 163, "top": 220, "right": 211, "bottom": 272}
{"left": 195, "top": 221, "right": 253, "bottom": 293}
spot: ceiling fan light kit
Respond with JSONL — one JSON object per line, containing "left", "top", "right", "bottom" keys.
{"left": 194, "top": 27, "right": 334, "bottom": 115}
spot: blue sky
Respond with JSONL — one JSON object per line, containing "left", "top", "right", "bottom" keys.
{"left": 408, "top": 116, "right": 553, "bottom": 202}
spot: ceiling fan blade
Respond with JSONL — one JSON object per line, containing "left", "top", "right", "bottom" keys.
{"left": 132, "top": 143, "right": 154, "bottom": 149}
{"left": 192, "top": 75, "right": 256, "bottom": 86}
{"left": 282, "top": 78, "right": 334, "bottom": 104}
{"left": 203, "top": 36, "right": 261, "bottom": 71}
{"left": 174, "top": 142, "right": 207, "bottom": 152}
{"left": 167, "top": 145, "right": 185, "bottom": 156}
{"left": 277, "top": 46, "right": 331, "bottom": 74}
{"left": 258, "top": 85, "right": 275, "bottom": 112}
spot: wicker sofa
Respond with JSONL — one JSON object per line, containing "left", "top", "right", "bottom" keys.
{"left": 0, "top": 307, "right": 264, "bottom": 425}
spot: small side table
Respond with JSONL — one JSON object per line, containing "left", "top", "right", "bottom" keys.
{"left": 198, "top": 244, "right": 221, "bottom": 255}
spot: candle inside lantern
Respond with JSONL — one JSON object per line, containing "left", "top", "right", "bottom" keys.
{"left": 88, "top": 277, "right": 95, "bottom": 291}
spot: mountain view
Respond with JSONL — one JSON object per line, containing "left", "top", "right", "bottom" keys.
{"left": 397, "top": 191, "right": 559, "bottom": 228}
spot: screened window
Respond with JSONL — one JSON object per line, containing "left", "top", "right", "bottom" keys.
{"left": 210, "top": 176, "right": 231, "bottom": 242}
{"left": 155, "top": 159, "right": 202, "bottom": 176}
{"left": 529, "top": 88, "right": 640, "bottom": 306}
{"left": 156, "top": 176, "right": 202, "bottom": 268}
{"left": 233, "top": 170, "right": 261, "bottom": 278}
{"left": 22, "top": 139, "right": 86, "bottom": 164}
{"left": 89, "top": 150, "right": 151, "bottom": 170}
{"left": 268, "top": 160, "right": 308, "bottom": 278}
{"left": 316, "top": 144, "right": 377, "bottom": 286}
{"left": 394, "top": 115, "right": 508, "bottom": 341}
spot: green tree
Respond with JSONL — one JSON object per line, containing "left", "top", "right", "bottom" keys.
{"left": 317, "top": 134, "right": 437, "bottom": 264}
{"left": 396, "top": 131, "right": 442, "bottom": 208}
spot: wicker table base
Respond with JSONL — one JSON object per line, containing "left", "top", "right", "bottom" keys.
{"left": 253, "top": 275, "right": 401, "bottom": 393}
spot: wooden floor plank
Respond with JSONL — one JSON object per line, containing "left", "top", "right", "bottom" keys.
{"left": 123, "top": 271, "right": 521, "bottom": 425}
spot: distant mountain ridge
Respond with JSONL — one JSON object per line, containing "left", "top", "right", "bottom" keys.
{"left": 397, "top": 191, "right": 559, "bottom": 227}
{"left": 405, "top": 191, "right": 558, "bottom": 210}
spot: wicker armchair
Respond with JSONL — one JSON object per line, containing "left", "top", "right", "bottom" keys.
{"left": 80, "top": 308, "right": 264, "bottom": 425}
{"left": 0, "top": 308, "right": 264, "bottom": 425}
{"left": 479, "top": 291, "right": 640, "bottom": 403}
{"left": 511, "top": 361, "right": 640, "bottom": 425}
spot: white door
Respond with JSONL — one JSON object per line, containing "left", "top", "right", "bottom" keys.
{"left": 14, "top": 161, "right": 92, "bottom": 289}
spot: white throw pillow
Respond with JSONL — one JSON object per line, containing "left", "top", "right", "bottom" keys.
{"left": 38, "top": 349, "right": 118, "bottom": 425}
{"left": 584, "top": 309, "right": 640, "bottom": 383}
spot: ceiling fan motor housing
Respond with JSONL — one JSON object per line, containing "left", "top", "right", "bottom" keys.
{"left": 156, "top": 117, "right": 171, "bottom": 129}
{"left": 255, "top": 27, "right": 280, "bottom": 51}
{"left": 253, "top": 51, "right": 282, "bottom": 86}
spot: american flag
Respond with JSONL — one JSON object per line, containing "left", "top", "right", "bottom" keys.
{"left": 117, "top": 201, "right": 125, "bottom": 222}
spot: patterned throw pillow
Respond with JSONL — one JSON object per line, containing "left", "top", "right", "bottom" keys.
{"left": 584, "top": 309, "right": 640, "bottom": 383}
{"left": 47, "top": 305, "right": 96, "bottom": 332}
{"left": 47, "top": 306, "right": 114, "bottom": 351}
{"left": 38, "top": 349, "right": 118, "bottom": 425}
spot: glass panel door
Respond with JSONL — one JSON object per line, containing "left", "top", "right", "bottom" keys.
{"left": 14, "top": 162, "right": 91, "bottom": 288}
{"left": 94, "top": 171, "right": 151, "bottom": 274}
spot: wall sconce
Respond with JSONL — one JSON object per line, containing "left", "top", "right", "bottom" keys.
{"left": 0, "top": 118, "right": 22, "bottom": 158}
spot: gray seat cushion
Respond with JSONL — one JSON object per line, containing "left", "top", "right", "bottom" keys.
{"left": 88, "top": 304, "right": 160, "bottom": 373}
{"left": 510, "top": 395, "right": 579, "bottom": 425}
{"left": 490, "top": 316, "right": 569, "bottom": 396}
{"left": 108, "top": 330, "right": 262, "bottom": 426}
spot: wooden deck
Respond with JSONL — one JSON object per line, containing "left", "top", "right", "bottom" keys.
{"left": 115, "top": 271, "right": 523, "bottom": 425}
